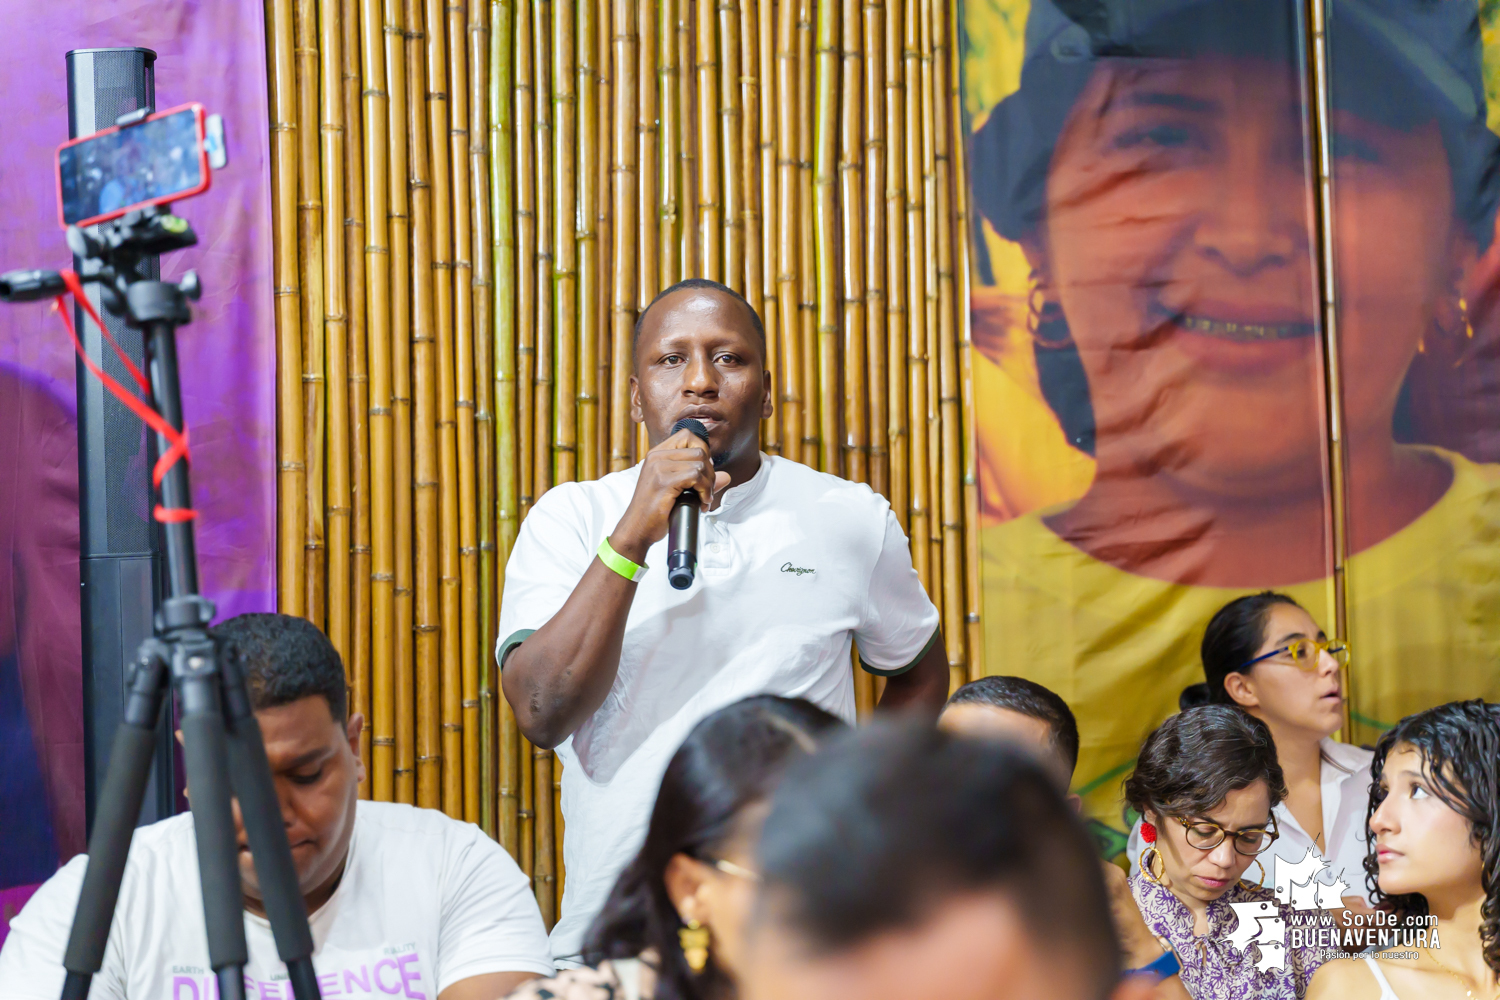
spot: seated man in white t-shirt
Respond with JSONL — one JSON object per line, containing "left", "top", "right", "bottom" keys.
{"left": 0, "top": 613, "right": 553, "bottom": 1000}
{"left": 498, "top": 277, "right": 951, "bottom": 963}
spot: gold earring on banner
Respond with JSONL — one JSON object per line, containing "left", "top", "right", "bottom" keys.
{"left": 1027, "top": 275, "right": 1075, "bottom": 350}
{"left": 679, "top": 918, "right": 710, "bottom": 973}
{"left": 1240, "top": 858, "right": 1267, "bottom": 889}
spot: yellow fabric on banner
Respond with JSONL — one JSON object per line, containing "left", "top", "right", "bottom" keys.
{"left": 981, "top": 447, "right": 1500, "bottom": 844}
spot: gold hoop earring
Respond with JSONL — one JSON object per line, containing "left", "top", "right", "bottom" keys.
{"left": 1141, "top": 847, "right": 1166, "bottom": 886}
{"left": 1240, "top": 858, "right": 1267, "bottom": 889}
{"left": 1026, "top": 273, "right": 1074, "bottom": 349}
{"left": 679, "top": 918, "right": 710, "bottom": 973}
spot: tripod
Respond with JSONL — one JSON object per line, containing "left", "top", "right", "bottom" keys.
{"left": 0, "top": 206, "right": 321, "bottom": 1000}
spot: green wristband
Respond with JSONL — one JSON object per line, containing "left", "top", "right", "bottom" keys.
{"left": 597, "top": 538, "right": 648, "bottom": 582}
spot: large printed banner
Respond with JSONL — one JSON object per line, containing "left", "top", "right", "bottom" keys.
{"left": 963, "top": 0, "right": 1500, "bottom": 852}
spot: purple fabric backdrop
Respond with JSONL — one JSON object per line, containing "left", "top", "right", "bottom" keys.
{"left": 0, "top": 0, "right": 275, "bottom": 931}
{"left": 0, "top": 1, "right": 275, "bottom": 614}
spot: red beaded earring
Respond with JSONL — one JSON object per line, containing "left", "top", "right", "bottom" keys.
{"left": 1141, "top": 821, "right": 1157, "bottom": 844}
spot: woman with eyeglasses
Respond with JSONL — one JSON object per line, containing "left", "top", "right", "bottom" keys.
{"left": 1124, "top": 705, "right": 1325, "bottom": 998}
{"left": 1129, "top": 592, "right": 1375, "bottom": 913}
{"left": 505, "top": 695, "right": 844, "bottom": 1000}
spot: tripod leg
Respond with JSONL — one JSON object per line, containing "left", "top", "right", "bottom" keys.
{"left": 222, "top": 652, "right": 322, "bottom": 1000}
{"left": 59, "top": 647, "right": 170, "bottom": 1000}
{"left": 177, "top": 668, "right": 249, "bottom": 1000}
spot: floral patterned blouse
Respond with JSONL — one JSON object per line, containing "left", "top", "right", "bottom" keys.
{"left": 1130, "top": 873, "right": 1326, "bottom": 999}
{"left": 504, "top": 957, "right": 655, "bottom": 1000}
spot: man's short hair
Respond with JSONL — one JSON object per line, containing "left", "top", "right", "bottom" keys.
{"left": 946, "top": 675, "right": 1080, "bottom": 777}
{"left": 756, "top": 722, "right": 1121, "bottom": 998}
{"left": 632, "top": 277, "right": 766, "bottom": 364}
{"left": 212, "top": 613, "right": 347, "bottom": 724}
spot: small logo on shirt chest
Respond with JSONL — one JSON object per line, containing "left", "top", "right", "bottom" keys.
{"left": 780, "top": 562, "right": 816, "bottom": 576}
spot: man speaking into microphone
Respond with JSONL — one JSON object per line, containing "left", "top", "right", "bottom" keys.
{"left": 497, "top": 278, "right": 948, "bottom": 963}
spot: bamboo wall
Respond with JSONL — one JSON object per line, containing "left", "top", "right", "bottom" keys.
{"left": 266, "top": 0, "right": 976, "bottom": 928}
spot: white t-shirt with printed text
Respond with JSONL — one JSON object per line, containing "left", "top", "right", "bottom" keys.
{"left": 0, "top": 801, "right": 554, "bottom": 1000}
{"left": 497, "top": 454, "right": 940, "bottom": 962}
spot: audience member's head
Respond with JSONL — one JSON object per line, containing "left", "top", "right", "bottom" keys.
{"left": 742, "top": 722, "right": 1141, "bottom": 1000}
{"left": 941, "top": 675, "right": 1080, "bottom": 781}
{"left": 1366, "top": 699, "right": 1499, "bottom": 976}
{"left": 1124, "top": 706, "right": 1285, "bottom": 907}
{"left": 1181, "top": 593, "right": 1347, "bottom": 745}
{"left": 210, "top": 613, "right": 363, "bottom": 908}
{"left": 584, "top": 695, "right": 844, "bottom": 998}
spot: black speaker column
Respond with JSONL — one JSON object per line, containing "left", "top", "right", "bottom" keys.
{"left": 65, "top": 47, "right": 175, "bottom": 828}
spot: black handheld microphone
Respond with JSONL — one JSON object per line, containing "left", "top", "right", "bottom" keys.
{"left": 667, "top": 417, "right": 711, "bottom": 590}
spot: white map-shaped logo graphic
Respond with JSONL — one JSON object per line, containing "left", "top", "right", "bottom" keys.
{"left": 1226, "top": 847, "right": 1347, "bottom": 973}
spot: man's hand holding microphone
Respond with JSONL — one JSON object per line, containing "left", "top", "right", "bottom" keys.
{"left": 608, "top": 418, "right": 730, "bottom": 585}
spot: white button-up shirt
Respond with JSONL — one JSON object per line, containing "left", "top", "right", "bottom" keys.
{"left": 498, "top": 454, "right": 940, "bottom": 962}
{"left": 1127, "top": 737, "right": 1376, "bottom": 902}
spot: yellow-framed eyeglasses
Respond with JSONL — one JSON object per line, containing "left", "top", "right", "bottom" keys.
{"left": 1240, "top": 638, "right": 1350, "bottom": 670}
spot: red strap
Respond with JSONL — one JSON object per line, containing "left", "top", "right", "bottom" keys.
{"left": 53, "top": 271, "right": 196, "bottom": 523}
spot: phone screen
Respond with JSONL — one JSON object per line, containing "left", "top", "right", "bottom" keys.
{"left": 58, "top": 107, "right": 205, "bottom": 227}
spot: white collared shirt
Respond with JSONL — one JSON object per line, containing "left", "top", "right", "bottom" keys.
{"left": 1126, "top": 737, "right": 1376, "bottom": 902}
{"left": 497, "top": 454, "right": 939, "bottom": 962}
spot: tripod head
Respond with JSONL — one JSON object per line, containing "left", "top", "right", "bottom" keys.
{"left": 0, "top": 205, "right": 201, "bottom": 325}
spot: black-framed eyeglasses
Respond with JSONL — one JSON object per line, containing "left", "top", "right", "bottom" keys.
{"left": 1240, "top": 638, "right": 1350, "bottom": 671}
{"left": 1175, "top": 816, "right": 1280, "bottom": 856}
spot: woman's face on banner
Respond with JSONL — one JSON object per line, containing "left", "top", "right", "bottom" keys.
{"left": 1035, "top": 56, "right": 1460, "bottom": 496}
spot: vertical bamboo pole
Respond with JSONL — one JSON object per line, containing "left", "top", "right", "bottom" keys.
{"left": 296, "top": 0, "right": 328, "bottom": 626}
{"left": 719, "top": 0, "right": 743, "bottom": 293}
{"left": 405, "top": 0, "right": 442, "bottom": 810}
{"left": 474, "top": 0, "right": 499, "bottom": 836}
{"left": 660, "top": 0, "right": 682, "bottom": 287}
{"left": 679, "top": 0, "right": 699, "bottom": 277}
{"left": 344, "top": 0, "right": 373, "bottom": 798}
{"left": 588, "top": 0, "right": 606, "bottom": 479}
{"left": 864, "top": 0, "right": 887, "bottom": 500}
{"left": 638, "top": 0, "right": 659, "bottom": 310}
{"left": 813, "top": 0, "right": 839, "bottom": 478}
{"left": 385, "top": 0, "right": 418, "bottom": 805}
{"left": 795, "top": 0, "right": 818, "bottom": 469}
{"left": 740, "top": 0, "right": 765, "bottom": 410}
{"left": 918, "top": 0, "right": 940, "bottom": 608}
{"left": 949, "top": 0, "right": 980, "bottom": 680}
{"left": 553, "top": 0, "right": 578, "bottom": 490}
{"left": 269, "top": 0, "right": 306, "bottom": 620}
{"left": 534, "top": 0, "right": 556, "bottom": 502}
{"left": 839, "top": 0, "right": 865, "bottom": 486}
{"left": 901, "top": 0, "right": 929, "bottom": 589}
{"left": 884, "top": 0, "right": 908, "bottom": 534}
{"left": 696, "top": 0, "right": 722, "bottom": 281}
{"left": 321, "top": 0, "right": 353, "bottom": 683}
{"left": 533, "top": 745, "right": 556, "bottom": 925}
{"left": 423, "top": 0, "right": 464, "bottom": 818}
{"left": 361, "top": 0, "right": 395, "bottom": 802}
{"left": 493, "top": 0, "right": 523, "bottom": 851}
{"left": 930, "top": 0, "right": 963, "bottom": 684}
{"left": 519, "top": 732, "right": 535, "bottom": 877}
{"left": 516, "top": 0, "right": 538, "bottom": 521}
{"left": 756, "top": 0, "right": 780, "bottom": 455}
{"left": 775, "top": 0, "right": 802, "bottom": 466}
{"left": 611, "top": 0, "right": 639, "bottom": 472}
{"left": 578, "top": 0, "right": 601, "bottom": 485}
{"left": 448, "top": 0, "right": 482, "bottom": 823}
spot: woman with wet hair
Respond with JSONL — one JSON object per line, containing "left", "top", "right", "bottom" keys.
{"left": 1126, "top": 593, "right": 1374, "bottom": 911}
{"left": 971, "top": 0, "right": 1500, "bottom": 841}
{"left": 505, "top": 695, "right": 844, "bottom": 1000}
{"left": 1307, "top": 700, "right": 1500, "bottom": 1000}
{"left": 1123, "top": 705, "right": 1325, "bottom": 998}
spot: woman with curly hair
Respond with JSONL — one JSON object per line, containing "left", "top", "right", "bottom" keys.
{"left": 505, "top": 695, "right": 844, "bottom": 1000}
{"left": 1306, "top": 700, "right": 1500, "bottom": 1000}
{"left": 1124, "top": 704, "right": 1325, "bottom": 998}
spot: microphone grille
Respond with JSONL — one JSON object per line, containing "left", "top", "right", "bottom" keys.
{"left": 671, "top": 417, "right": 711, "bottom": 444}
